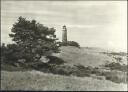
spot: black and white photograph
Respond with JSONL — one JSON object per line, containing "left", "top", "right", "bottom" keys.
{"left": 1, "top": 0, "right": 127, "bottom": 91}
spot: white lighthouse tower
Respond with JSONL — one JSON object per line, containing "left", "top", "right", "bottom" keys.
{"left": 62, "top": 25, "right": 67, "bottom": 43}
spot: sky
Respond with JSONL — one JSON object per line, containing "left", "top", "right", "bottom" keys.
{"left": 1, "top": 1, "right": 127, "bottom": 52}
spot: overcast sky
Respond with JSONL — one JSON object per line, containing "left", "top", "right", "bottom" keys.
{"left": 1, "top": 1, "right": 127, "bottom": 52}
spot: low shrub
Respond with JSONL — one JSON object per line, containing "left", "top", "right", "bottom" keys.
{"left": 91, "top": 68, "right": 102, "bottom": 76}
{"left": 33, "top": 63, "right": 91, "bottom": 77}
{"left": 49, "top": 65, "right": 77, "bottom": 76}
{"left": 46, "top": 56, "right": 66, "bottom": 65}
{"left": 104, "top": 62, "right": 127, "bottom": 72}
{"left": 102, "top": 71, "right": 127, "bottom": 83}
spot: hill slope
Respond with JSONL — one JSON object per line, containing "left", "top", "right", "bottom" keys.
{"left": 1, "top": 46, "right": 127, "bottom": 91}
{"left": 52, "top": 46, "right": 118, "bottom": 67}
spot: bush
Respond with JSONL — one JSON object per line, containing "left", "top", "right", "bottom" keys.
{"left": 46, "top": 56, "right": 66, "bottom": 65}
{"left": 60, "top": 41, "right": 80, "bottom": 48}
{"left": 104, "top": 62, "right": 127, "bottom": 72}
{"left": 91, "top": 68, "right": 102, "bottom": 76}
{"left": 32, "top": 63, "right": 91, "bottom": 77}
{"left": 47, "top": 64, "right": 92, "bottom": 77}
{"left": 48, "top": 65, "right": 70, "bottom": 76}
{"left": 102, "top": 71, "right": 127, "bottom": 83}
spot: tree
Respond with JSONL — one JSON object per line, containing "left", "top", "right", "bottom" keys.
{"left": 1, "top": 43, "right": 7, "bottom": 63}
{"left": 9, "top": 16, "right": 59, "bottom": 62}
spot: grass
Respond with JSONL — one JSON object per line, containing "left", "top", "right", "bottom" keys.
{"left": 1, "top": 70, "right": 127, "bottom": 91}
{"left": 1, "top": 63, "right": 31, "bottom": 72}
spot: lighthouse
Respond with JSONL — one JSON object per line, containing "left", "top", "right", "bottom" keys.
{"left": 62, "top": 25, "right": 67, "bottom": 43}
